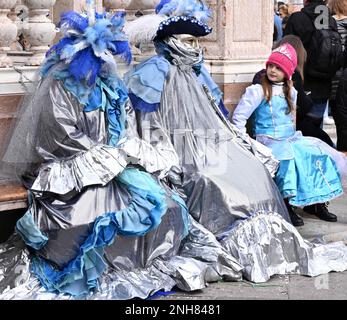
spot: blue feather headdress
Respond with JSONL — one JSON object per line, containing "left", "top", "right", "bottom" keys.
{"left": 154, "top": 0, "right": 212, "bottom": 40}
{"left": 44, "top": 0, "right": 132, "bottom": 87}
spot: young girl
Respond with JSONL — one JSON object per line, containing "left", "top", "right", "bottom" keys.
{"left": 232, "top": 43, "right": 346, "bottom": 226}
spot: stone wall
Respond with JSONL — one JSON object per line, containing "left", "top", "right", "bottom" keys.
{"left": 199, "top": 0, "right": 273, "bottom": 111}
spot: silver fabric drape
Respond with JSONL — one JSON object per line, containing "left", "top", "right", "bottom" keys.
{"left": 1, "top": 40, "right": 347, "bottom": 299}
{"left": 221, "top": 212, "right": 347, "bottom": 282}
{"left": 0, "top": 73, "right": 243, "bottom": 300}
{"left": 135, "top": 39, "right": 291, "bottom": 235}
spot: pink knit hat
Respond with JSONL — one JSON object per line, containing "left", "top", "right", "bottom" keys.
{"left": 266, "top": 43, "right": 297, "bottom": 80}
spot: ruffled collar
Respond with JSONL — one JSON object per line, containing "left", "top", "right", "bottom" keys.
{"left": 42, "top": 59, "right": 128, "bottom": 147}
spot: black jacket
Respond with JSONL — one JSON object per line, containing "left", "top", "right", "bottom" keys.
{"left": 284, "top": 1, "right": 333, "bottom": 99}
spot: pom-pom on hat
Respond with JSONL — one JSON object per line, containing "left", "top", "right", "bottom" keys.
{"left": 266, "top": 43, "right": 297, "bottom": 80}
{"left": 154, "top": 0, "right": 212, "bottom": 40}
{"left": 124, "top": 0, "right": 212, "bottom": 47}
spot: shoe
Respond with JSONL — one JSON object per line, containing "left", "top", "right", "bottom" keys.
{"left": 303, "top": 203, "right": 337, "bottom": 222}
{"left": 323, "top": 117, "right": 334, "bottom": 125}
{"left": 287, "top": 205, "right": 304, "bottom": 226}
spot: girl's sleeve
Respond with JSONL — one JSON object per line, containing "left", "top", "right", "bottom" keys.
{"left": 231, "top": 84, "right": 264, "bottom": 133}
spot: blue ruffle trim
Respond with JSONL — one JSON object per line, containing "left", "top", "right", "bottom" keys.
{"left": 128, "top": 93, "right": 160, "bottom": 113}
{"left": 22, "top": 168, "right": 191, "bottom": 297}
{"left": 125, "top": 57, "right": 228, "bottom": 117}
{"left": 87, "top": 78, "right": 128, "bottom": 147}
{"left": 46, "top": 67, "right": 128, "bottom": 147}
{"left": 16, "top": 193, "right": 48, "bottom": 251}
{"left": 124, "top": 55, "right": 170, "bottom": 107}
{"left": 27, "top": 168, "right": 168, "bottom": 297}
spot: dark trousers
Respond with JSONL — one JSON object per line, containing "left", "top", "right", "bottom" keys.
{"left": 331, "top": 69, "right": 347, "bottom": 151}
{"left": 296, "top": 116, "right": 335, "bottom": 148}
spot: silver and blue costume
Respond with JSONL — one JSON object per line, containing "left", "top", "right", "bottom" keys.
{"left": 1, "top": 1, "right": 347, "bottom": 300}
{"left": 232, "top": 83, "right": 345, "bottom": 206}
{"left": 123, "top": 34, "right": 347, "bottom": 284}
{"left": 0, "top": 9, "right": 244, "bottom": 299}
{"left": 125, "top": 37, "right": 291, "bottom": 232}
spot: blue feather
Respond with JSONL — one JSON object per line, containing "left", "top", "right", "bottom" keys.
{"left": 45, "top": 7, "right": 131, "bottom": 87}
{"left": 155, "top": 0, "right": 172, "bottom": 14}
{"left": 85, "top": 20, "right": 114, "bottom": 56}
{"left": 59, "top": 11, "right": 89, "bottom": 33}
{"left": 157, "top": 0, "right": 211, "bottom": 23}
{"left": 196, "top": 2, "right": 212, "bottom": 23}
{"left": 110, "top": 41, "right": 132, "bottom": 64}
{"left": 46, "top": 37, "right": 75, "bottom": 57}
{"left": 69, "top": 47, "right": 102, "bottom": 86}
{"left": 95, "top": 12, "right": 107, "bottom": 20}
{"left": 157, "top": 0, "right": 179, "bottom": 16}
{"left": 111, "top": 11, "right": 126, "bottom": 27}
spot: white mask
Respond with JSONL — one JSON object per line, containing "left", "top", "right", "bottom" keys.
{"left": 174, "top": 34, "right": 200, "bottom": 49}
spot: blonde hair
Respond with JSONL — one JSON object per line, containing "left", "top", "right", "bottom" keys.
{"left": 328, "top": 0, "right": 347, "bottom": 15}
{"left": 279, "top": 4, "right": 289, "bottom": 16}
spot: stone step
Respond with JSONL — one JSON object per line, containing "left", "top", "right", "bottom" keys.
{"left": 0, "top": 184, "right": 27, "bottom": 212}
{"left": 0, "top": 183, "right": 27, "bottom": 243}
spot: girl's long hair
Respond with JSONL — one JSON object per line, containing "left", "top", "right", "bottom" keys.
{"left": 260, "top": 73, "right": 295, "bottom": 114}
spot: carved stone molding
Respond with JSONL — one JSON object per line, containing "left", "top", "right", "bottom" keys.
{"left": 104, "top": 0, "right": 131, "bottom": 12}
{"left": 23, "top": 0, "right": 56, "bottom": 66}
{"left": 0, "top": 0, "right": 18, "bottom": 67}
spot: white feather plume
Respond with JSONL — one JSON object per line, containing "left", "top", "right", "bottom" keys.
{"left": 124, "top": 14, "right": 167, "bottom": 46}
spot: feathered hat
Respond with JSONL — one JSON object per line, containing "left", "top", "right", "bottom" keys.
{"left": 44, "top": 0, "right": 132, "bottom": 87}
{"left": 124, "top": 0, "right": 212, "bottom": 46}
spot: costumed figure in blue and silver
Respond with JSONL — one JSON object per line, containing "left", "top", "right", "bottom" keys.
{"left": 0, "top": 1, "right": 246, "bottom": 299}
{"left": 124, "top": 0, "right": 347, "bottom": 283}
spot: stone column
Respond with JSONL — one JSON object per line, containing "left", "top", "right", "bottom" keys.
{"left": 124, "top": 0, "right": 157, "bottom": 59}
{"left": 23, "top": 0, "right": 56, "bottom": 65}
{"left": 53, "top": 0, "right": 86, "bottom": 25}
{"left": 200, "top": 0, "right": 274, "bottom": 112}
{"left": 53, "top": 0, "right": 103, "bottom": 26}
{"left": 103, "top": 0, "right": 131, "bottom": 13}
{"left": 0, "top": 0, "right": 18, "bottom": 67}
{"left": 8, "top": 0, "right": 22, "bottom": 51}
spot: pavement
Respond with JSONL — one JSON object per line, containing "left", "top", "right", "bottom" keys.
{"left": 157, "top": 122, "right": 347, "bottom": 300}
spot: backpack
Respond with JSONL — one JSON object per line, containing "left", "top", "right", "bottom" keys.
{"left": 305, "top": 13, "right": 344, "bottom": 79}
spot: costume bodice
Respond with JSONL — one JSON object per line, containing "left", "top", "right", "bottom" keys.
{"left": 253, "top": 93, "right": 295, "bottom": 139}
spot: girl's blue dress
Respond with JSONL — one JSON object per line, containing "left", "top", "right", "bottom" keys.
{"left": 232, "top": 83, "right": 344, "bottom": 207}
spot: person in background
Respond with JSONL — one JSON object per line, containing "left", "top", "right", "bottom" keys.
{"left": 328, "top": 0, "right": 347, "bottom": 152}
{"left": 274, "top": 0, "right": 284, "bottom": 41}
{"left": 279, "top": 4, "right": 291, "bottom": 30}
{"left": 284, "top": 0, "right": 338, "bottom": 131}
{"left": 277, "top": 1, "right": 286, "bottom": 12}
